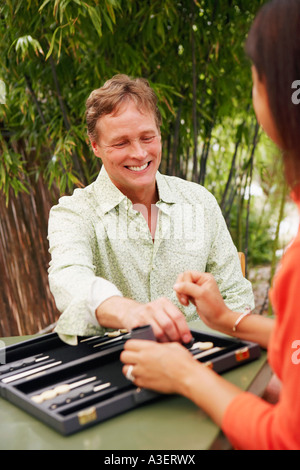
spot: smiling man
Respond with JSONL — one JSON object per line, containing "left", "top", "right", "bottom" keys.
{"left": 90, "top": 98, "right": 161, "bottom": 240}
{"left": 48, "top": 75, "right": 254, "bottom": 345}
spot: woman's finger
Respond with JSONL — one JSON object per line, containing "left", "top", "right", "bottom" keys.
{"left": 173, "top": 280, "right": 203, "bottom": 299}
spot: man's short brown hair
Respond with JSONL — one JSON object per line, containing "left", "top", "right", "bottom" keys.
{"left": 86, "top": 74, "right": 162, "bottom": 142}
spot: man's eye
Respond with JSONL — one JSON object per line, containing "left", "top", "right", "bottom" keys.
{"left": 113, "top": 141, "right": 127, "bottom": 148}
{"left": 141, "top": 136, "right": 155, "bottom": 143}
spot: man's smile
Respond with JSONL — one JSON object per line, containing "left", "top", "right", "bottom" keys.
{"left": 125, "top": 161, "right": 150, "bottom": 172}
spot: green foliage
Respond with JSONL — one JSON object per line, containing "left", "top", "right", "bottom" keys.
{"left": 0, "top": 0, "right": 284, "bottom": 267}
{"left": 230, "top": 199, "right": 274, "bottom": 266}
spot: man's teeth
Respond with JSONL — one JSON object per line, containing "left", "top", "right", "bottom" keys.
{"left": 127, "top": 163, "right": 148, "bottom": 172}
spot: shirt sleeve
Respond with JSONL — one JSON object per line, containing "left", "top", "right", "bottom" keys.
{"left": 48, "top": 197, "right": 122, "bottom": 343}
{"left": 222, "top": 392, "right": 276, "bottom": 450}
{"left": 222, "top": 384, "right": 300, "bottom": 450}
{"left": 205, "top": 196, "right": 255, "bottom": 312}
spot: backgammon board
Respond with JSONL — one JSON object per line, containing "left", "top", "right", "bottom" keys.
{"left": 0, "top": 325, "right": 261, "bottom": 435}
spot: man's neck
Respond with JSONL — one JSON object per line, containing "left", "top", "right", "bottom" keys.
{"left": 128, "top": 183, "right": 159, "bottom": 211}
{"left": 129, "top": 185, "right": 159, "bottom": 241}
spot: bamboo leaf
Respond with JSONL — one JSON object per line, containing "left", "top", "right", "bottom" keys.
{"left": 45, "top": 26, "right": 67, "bottom": 60}
{"left": 38, "top": 0, "right": 51, "bottom": 12}
{"left": 15, "top": 35, "right": 44, "bottom": 60}
{"left": 87, "top": 5, "right": 102, "bottom": 37}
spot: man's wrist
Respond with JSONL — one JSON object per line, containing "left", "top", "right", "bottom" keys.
{"left": 96, "top": 296, "right": 139, "bottom": 330}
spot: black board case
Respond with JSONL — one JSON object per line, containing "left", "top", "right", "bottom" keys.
{"left": 0, "top": 325, "right": 261, "bottom": 435}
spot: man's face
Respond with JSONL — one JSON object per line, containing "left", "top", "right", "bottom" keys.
{"left": 91, "top": 100, "right": 162, "bottom": 199}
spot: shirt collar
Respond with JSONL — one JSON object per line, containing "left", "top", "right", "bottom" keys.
{"left": 94, "top": 166, "right": 127, "bottom": 214}
{"left": 155, "top": 171, "right": 178, "bottom": 204}
{"left": 94, "top": 165, "right": 178, "bottom": 215}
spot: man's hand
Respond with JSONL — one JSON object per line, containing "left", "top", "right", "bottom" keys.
{"left": 96, "top": 296, "right": 192, "bottom": 344}
{"left": 123, "top": 297, "right": 193, "bottom": 344}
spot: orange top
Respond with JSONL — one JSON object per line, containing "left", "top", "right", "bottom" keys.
{"left": 222, "top": 221, "right": 300, "bottom": 449}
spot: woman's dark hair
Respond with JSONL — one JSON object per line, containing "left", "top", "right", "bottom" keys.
{"left": 245, "top": 0, "right": 300, "bottom": 188}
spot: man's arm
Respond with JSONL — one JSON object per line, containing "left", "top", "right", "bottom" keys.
{"left": 48, "top": 198, "right": 192, "bottom": 344}
{"left": 48, "top": 199, "right": 119, "bottom": 340}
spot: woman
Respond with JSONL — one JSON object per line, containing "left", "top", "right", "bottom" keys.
{"left": 121, "top": 0, "right": 300, "bottom": 450}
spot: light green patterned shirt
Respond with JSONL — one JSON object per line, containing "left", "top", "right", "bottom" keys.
{"left": 48, "top": 166, "right": 254, "bottom": 344}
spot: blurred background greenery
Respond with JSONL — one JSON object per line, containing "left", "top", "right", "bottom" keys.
{"left": 0, "top": 0, "right": 296, "bottom": 336}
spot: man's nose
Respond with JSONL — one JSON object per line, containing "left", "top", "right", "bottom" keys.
{"left": 129, "top": 139, "right": 147, "bottom": 158}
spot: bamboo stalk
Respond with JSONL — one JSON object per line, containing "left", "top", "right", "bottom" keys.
{"left": 0, "top": 176, "right": 59, "bottom": 337}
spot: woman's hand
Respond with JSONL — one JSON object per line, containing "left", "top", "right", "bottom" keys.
{"left": 121, "top": 339, "right": 197, "bottom": 395}
{"left": 173, "top": 271, "right": 233, "bottom": 332}
{"left": 121, "top": 338, "right": 243, "bottom": 428}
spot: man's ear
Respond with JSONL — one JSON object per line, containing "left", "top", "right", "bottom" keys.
{"left": 90, "top": 139, "right": 101, "bottom": 158}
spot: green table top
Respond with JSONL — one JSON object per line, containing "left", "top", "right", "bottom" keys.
{"left": 0, "top": 322, "right": 271, "bottom": 450}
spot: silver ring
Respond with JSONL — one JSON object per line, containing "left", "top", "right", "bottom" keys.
{"left": 126, "top": 365, "right": 135, "bottom": 382}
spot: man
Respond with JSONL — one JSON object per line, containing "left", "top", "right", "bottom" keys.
{"left": 48, "top": 74, "right": 254, "bottom": 345}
